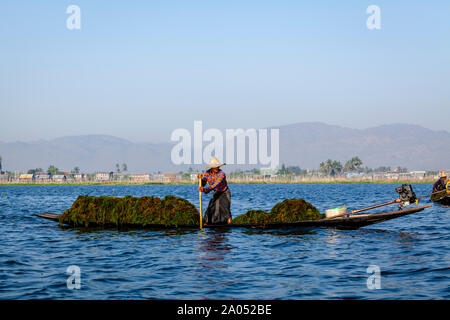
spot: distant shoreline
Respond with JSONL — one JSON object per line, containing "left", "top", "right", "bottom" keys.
{"left": 0, "top": 179, "right": 435, "bottom": 186}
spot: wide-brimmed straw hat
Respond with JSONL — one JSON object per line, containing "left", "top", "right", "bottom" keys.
{"left": 440, "top": 171, "right": 447, "bottom": 178}
{"left": 206, "top": 157, "right": 225, "bottom": 169}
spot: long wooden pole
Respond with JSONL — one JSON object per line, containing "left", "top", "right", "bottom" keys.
{"left": 198, "top": 176, "right": 203, "bottom": 229}
{"left": 325, "top": 199, "right": 401, "bottom": 220}
{"left": 416, "top": 187, "right": 449, "bottom": 200}
{"left": 348, "top": 199, "right": 401, "bottom": 215}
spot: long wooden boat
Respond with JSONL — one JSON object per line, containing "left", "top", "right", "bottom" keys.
{"left": 35, "top": 205, "right": 431, "bottom": 230}
{"left": 430, "top": 190, "right": 450, "bottom": 206}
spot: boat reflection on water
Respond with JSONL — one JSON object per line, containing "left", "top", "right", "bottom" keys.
{"left": 197, "top": 229, "right": 233, "bottom": 267}
{"left": 240, "top": 227, "right": 317, "bottom": 237}
{"left": 194, "top": 229, "right": 237, "bottom": 297}
{"left": 63, "top": 225, "right": 200, "bottom": 238}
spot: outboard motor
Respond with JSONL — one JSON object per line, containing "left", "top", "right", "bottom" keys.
{"left": 396, "top": 184, "right": 417, "bottom": 206}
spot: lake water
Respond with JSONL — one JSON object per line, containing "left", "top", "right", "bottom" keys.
{"left": 0, "top": 184, "right": 449, "bottom": 299}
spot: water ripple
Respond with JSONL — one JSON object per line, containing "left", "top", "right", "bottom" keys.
{"left": 0, "top": 183, "right": 448, "bottom": 299}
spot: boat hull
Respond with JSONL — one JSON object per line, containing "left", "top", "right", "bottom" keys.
{"left": 431, "top": 190, "right": 450, "bottom": 206}
{"left": 433, "top": 197, "right": 450, "bottom": 206}
{"left": 35, "top": 205, "right": 431, "bottom": 230}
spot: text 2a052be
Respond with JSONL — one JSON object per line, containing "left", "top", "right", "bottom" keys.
{"left": 221, "top": 304, "right": 271, "bottom": 315}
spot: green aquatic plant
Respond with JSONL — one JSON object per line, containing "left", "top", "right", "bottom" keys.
{"left": 269, "top": 198, "right": 324, "bottom": 222}
{"left": 431, "top": 189, "right": 448, "bottom": 202}
{"left": 230, "top": 210, "right": 271, "bottom": 224}
{"left": 59, "top": 195, "right": 200, "bottom": 227}
{"left": 60, "top": 195, "right": 323, "bottom": 227}
{"left": 231, "top": 198, "right": 324, "bottom": 225}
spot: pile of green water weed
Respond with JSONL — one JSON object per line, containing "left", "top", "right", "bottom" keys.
{"left": 59, "top": 195, "right": 200, "bottom": 227}
{"left": 231, "top": 198, "right": 324, "bottom": 225}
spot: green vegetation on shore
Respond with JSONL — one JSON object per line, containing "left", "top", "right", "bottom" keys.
{"left": 0, "top": 179, "right": 435, "bottom": 186}
{"left": 0, "top": 154, "right": 439, "bottom": 186}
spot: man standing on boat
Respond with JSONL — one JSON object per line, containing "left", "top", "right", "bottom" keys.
{"left": 433, "top": 171, "right": 448, "bottom": 193}
{"left": 198, "top": 157, "right": 232, "bottom": 225}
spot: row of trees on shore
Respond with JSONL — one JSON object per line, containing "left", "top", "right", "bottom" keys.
{"left": 26, "top": 163, "right": 128, "bottom": 176}
{"left": 228, "top": 156, "right": 412, "bottom": 178}
{"left": 0, "top": 153, "right": 420, "bottom": 179}
{"left": 319, "top": 156, "right": 363, "bottom": 175}
{"left": 318, "top": 157, "right": 409, "bottom": 176}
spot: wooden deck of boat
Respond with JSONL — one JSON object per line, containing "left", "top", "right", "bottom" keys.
{"left": 35, "top": 205, "right": 431, "bottom": 230}
{"left": 36, "top": 212, "right": 60, "bottom": 221}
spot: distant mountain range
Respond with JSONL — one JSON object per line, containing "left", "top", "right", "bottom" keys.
{"left": 0, "top": 123, "right": 449, "bottom": 172}
{"left": 277, "top": 123, "right": 449, "bottom": 171}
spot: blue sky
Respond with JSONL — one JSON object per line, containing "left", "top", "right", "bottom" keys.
{"left": 1, "top": 1, "right": 449, "bottom": 142}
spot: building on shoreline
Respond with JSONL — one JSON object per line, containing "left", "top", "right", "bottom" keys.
{"left": 154, "top": 173, "right": 177, "bottom": 183}
{"left": 18, "top": 174, "right": 34, "bottom": 182}
{"left": 0, "top": 168, "right": 441, "bottom": 184}
{"left": 52, "top": 174, "right": 67, "bottom": 182}
{"left": 95, "top": 172, "right": 114, "bottom": 181}
{"left": 35, "top": 173, "right": 51, "bottom": 183}
{"left": 129, "top": 173, "right": 151, "bottom": 182}
{"left": 73, "top": 173, "right": 87, "bottom": 181}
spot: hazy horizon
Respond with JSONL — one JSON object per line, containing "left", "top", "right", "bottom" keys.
{"left": 0, "top": 121, "right": 449, "bottom": 144}
{"left": 1, "top": 121, "right": 449, "bottom": 172}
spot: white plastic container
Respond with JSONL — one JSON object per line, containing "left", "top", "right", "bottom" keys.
{"left": 325, "top": 205, "right": 347, "bottom": 218}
